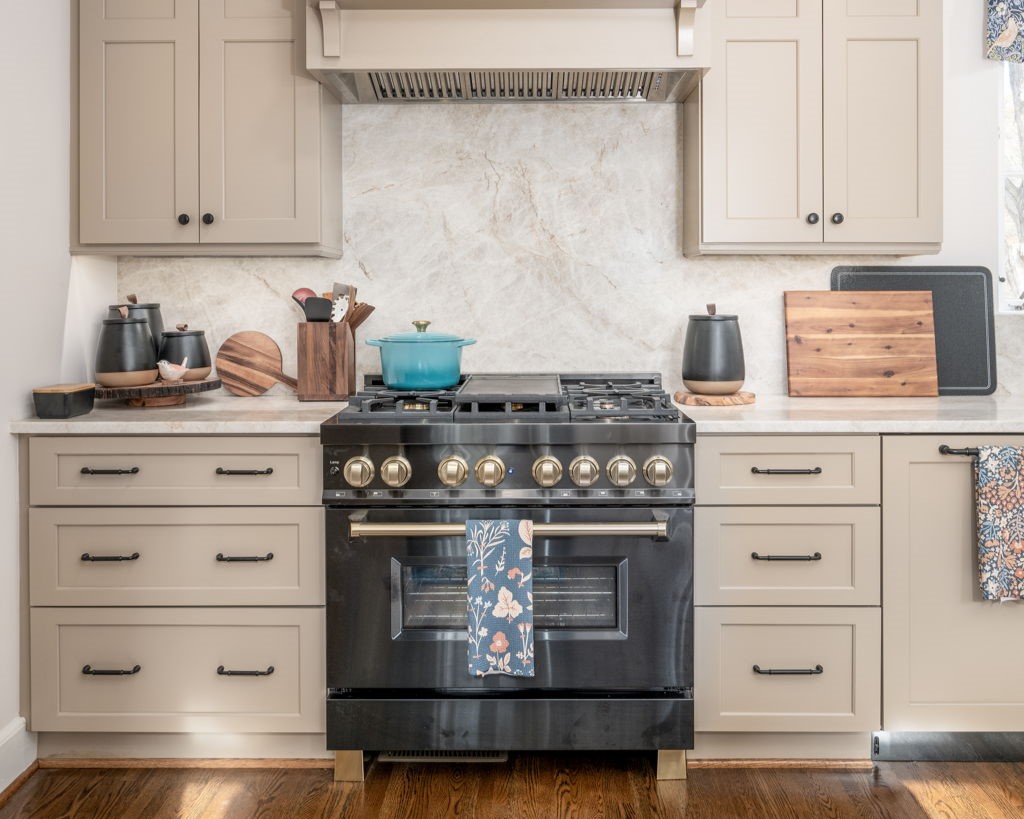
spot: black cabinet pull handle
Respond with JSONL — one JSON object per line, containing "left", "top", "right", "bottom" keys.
{"left": 753, "top": 664, "right": 824, "bottom": 676}
{"left": 751, "top": 552, "right": 822, "bottom": 562}
{"left": 831, "top": 213, "right": 845, "bottom": 225}
{"left": 177, "top": 213, "right": 190, "bottom": 225}
{"left": 217, "top": 665, "right": 274, "bottom": 677}
{"left": 82, "top": 664, "right": 141, "bottom": 676}
{"left": 80, "top": 467, "right": 140, "bottom": 476}
{"left": 750, "top": 467, "right": 822, "bottom": 475}
{"left": 202, "top": 213, "right": 215, "bottom": 225}
{"left": 806, "top": 213, "right": 820, "bottom": 225}
{"left": 216, "top": 467, "right": 273, "bottom": 476}
{"left": 81, "top": 552, "right": 140, "bottom": 562}
{"left": 938, "top": 445, "right": 980, "bottom": 457}
{"left": 216, "top": 552, "right": 274, "bottom": 563}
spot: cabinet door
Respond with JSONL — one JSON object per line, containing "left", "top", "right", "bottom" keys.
{"left": 79, "top": 0, "right": 199, "bottom": 243}
{"left": 822, "top": 0, "right": 942, "bottom": 243}
{"left": 883, "top": 436, "right": 1024, "bottom": 730}
{"left": 198, "top": 0, "right": 321, "bottom": 244}
{"left": 701, "top": 0, "right": 823, "bottom": 244}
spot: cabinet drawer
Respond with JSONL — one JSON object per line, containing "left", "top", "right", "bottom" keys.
{"left": 29, "top": 436, "right": 321, "bottom": 506}
{"left": 695, "top": 607, "right": 880, "bottom": 732}
{"left": 695, "top": 506, "right": 880, "bottom": 605}
{"left": 29, "top": 507, "right": 324, "bottom": 606}
{"left": 696, "top": 435, "right": 880, "bottom": 505}
{"left": 30, "top": 608, "right": 323, "bottom": 733}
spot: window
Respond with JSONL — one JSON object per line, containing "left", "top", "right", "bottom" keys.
{"left": 1002, "top": 61, "right": 1024, "bottom": 311}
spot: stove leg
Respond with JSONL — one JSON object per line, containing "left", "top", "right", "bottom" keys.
{"left": 656, "top": 750, "right": 687, "bottom": 780}
{"left": 334, "top": 750, "right": 365, "bottom": 782}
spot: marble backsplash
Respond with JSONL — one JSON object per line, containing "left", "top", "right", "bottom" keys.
{"left": 120, "top": 103, "right": 1024, "bottom": 396}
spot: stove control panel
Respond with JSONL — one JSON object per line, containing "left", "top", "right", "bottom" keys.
{"left": 607, "top": 456, "right": 638, "bottom": 487}
{"left": 531, "top": 456, "right": 563, "bottom": 488}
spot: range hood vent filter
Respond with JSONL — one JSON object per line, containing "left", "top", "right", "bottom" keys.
{"left": 367, "top": 70, "right": 662, "bottom": 102}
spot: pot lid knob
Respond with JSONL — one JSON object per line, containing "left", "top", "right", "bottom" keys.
{"left": 412, "top": 320, "right": 431, "bottom": 333}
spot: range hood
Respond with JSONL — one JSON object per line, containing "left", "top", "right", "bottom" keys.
{"left": 305, "top": 0, "right": 709, "bottom": 104}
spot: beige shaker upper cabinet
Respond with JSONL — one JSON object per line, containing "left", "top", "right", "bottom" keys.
{"left": 78, "top": 0, "right": 200, "bottom": 244}
{"left": 75, "top": 0, "right": 343, "bottom": 257}
{"left": 699, "top": 0, "right": 823, "bottom": 245}
{"left": 685, "top": 0, "right": 943, "bottom": 256}
{"left": 822, "top": 0, "right": 943, "bottom": 244}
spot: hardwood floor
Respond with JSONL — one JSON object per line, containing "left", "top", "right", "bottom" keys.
{"left": 3, "top": 755, "right": 1024, "bottom": 819}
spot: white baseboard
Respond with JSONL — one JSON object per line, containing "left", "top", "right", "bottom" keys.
{"left": 0, "top": 717, "right": 37, "bottom": 791}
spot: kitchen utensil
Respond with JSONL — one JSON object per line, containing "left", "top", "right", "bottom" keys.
{"left": 297, "top": 321, "right": 356, "bottom": 401}
{"left": 330, "top": 282, "right": 355, "bottom": 323}
{"left": 830, "top": 266, "right": 997, "bottom": 396}
{"left": 673, "top": 390, "right": 756, "bottom": 406}
{"left": 366, "top": 320, "right": 476, "bottom": 390}
{"left": 681, "top": 304, "right": 745, "bottom": 395}
{"left": 346, "top": 302, "right": 375, "bottom": 331}
{"left": 107, "top": 301, "right": 164, "bottom": 356}
{"left": 302, "top": 297, "right": 334, "bottom": 322}
{"left": 292, "top": 288, "right": 317, "bottom": 306}
{"left": 215, "top": 331, "right": 297, "bottom": 396}
{"left": 158, "top": 326, "right": 212, "bottom": 381}
{"left": 94, "top": 318, "right": 159, "bottom": 387}
{"left": 32, "top": 384, "right": 95, "bottom": 418}
{"left": 94, "top": 375, "right": 221, "bottom": 408}
{"left": 784, "top": 290, "right": 939, "bottom": 397}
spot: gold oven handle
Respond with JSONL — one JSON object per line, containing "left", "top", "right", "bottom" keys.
{"left": 348, "top": 521, "right": 668, "bottom": 539}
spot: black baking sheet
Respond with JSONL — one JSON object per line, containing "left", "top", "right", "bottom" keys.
{"left": 830, "top": 266, "right": 997, "bottom": 396}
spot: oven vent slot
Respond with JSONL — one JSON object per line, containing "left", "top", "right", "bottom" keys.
{"left": 377, "top": 750, "right": 509, "bottom": 763}
{"left": 366, "top": 71, "right": 662, "bottom": 102}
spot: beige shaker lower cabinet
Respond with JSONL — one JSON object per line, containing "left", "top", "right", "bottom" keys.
{"left": 694, "top": 434, "right": 882, "bottom": 755}
{"left": 882, "top": 435, "right": 1024, "bottom": 731}
{"left": 26, "top": 435, "right": 326, "bottom": 738}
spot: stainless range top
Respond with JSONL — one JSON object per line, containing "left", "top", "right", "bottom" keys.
{"left": 320, "top": 372, "right": 695, "bottom": 506}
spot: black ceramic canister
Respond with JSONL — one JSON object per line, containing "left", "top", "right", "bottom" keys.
{"left": 159, "top": 329, "right": 212, "bottom": 381}
{"left": 94, "top": 318, "right": 158, "bottom": 387}
{"left": 107, "top": 303, "right": 164, "bottom": 356}
{"left": 682, "top": 308, "right": 745, "bottom": 395}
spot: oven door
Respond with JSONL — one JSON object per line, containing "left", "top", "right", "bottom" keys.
{"left": 326, "top": 505, "right": 692, "bottom": 691}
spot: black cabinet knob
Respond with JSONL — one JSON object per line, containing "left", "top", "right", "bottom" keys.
{"left": 831, "top": 213, "right": 845, "bottom": 225}
{"left": 202, "top": 213, "right": 215, "bottom": 225}
{"left": 177, "top": 214, "right": 190, "bottom": 225}
{"left": 806, "top": 213, "right": 820, "bottom": 225}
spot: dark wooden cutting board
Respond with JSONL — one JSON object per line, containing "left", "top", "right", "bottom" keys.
{"left": 785, "top": 291, "right": 939, "bottom": 397}
{"left": 215, "top": 332, "right": 297, "bottom": 396}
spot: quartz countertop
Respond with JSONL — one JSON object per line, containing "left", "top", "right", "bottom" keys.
{"left": 10, "top": 392, "right": 1024, "bottom": 435}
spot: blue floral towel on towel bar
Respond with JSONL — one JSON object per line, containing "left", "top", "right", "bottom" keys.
{"left": 976, "top": 446, "right": 1024, "bottom": 600}
{"left": 466, "top": 520, "right": 534, "bottom": 677}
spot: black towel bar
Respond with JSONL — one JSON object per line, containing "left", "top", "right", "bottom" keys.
{"left": 938, "top": 445, "right": 980, "bottom": 457}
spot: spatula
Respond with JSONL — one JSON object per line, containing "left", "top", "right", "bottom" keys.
{"left": 215, "top": 331, "right": 297, "bottom": 396}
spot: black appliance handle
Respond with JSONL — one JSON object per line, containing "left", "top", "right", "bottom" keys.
{"left": 80, "top": 467, "right": 140, "bottom": 476}
{"left": 82, "top": 664, "right": 141, "bottom": 676}
{"left": 938, "top": 445, "right": 980, "bottom": 457}
{"left": 216, "top": 467, "right": 274, "bottom": 476}
{"left": 752, "top": 664, "right": 824, "bottom": 676}
{"left": 216, "top": 552, "right": 274, "bottom": 563}
{"left": 216, "top": 665, "right": 274, "bottom": 677}
{"left": 81, "top": 552, "right": 141, "bottom": 562}
{"left": 750, "top": 466, "right": 823, "bottom": 475}
{"left": 751, "top": 552, "right": 822, "bottom": 562}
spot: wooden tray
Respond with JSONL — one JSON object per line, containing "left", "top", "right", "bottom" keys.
{"left": 674, "top": 390, "right": 756, "bottom": 406}
{"left": 94, "top": 377, "right": 222, "bottom": 408}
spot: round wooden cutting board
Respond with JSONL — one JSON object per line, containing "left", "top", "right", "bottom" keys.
{"left": 215, "top": 332, "right": 297, "bottom": 396}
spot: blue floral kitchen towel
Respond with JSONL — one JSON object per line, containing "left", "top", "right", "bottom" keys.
{"left": 988, "top": 1, "right": 1024, "bottom": 62}
{"left": 466, "top": 520, "right": 535, "bottom": 677}
{"left": 976, "top": 446, "right": 1024, "bottom": 600}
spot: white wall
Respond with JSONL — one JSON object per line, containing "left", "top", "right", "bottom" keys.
{"left": 0, "top": 2, "right": 74, "bottom": 788}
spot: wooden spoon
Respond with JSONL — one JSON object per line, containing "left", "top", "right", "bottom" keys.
{"left": 215, "top": 331, "right": 297, "bottom": 396}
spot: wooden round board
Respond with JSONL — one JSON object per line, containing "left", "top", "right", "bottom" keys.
{"left": 216, "top": 331, "right": 297, "bottom": 396}
{"left": 674, "top": 390, "right": 756, "bottom": 407}
{"left": 95, "top": 377, "right": 222, "bottom": 408}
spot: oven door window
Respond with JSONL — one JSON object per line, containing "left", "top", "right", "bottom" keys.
{"left": 393, "top": 558, "right": 628, "bottom": 640}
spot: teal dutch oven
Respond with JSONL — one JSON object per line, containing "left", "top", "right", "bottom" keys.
{"left": 366, "top": 320, "right": 476, "bottom": 390}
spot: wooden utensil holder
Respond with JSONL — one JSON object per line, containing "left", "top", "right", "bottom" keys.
{"left": 297, "top": 322, "right": 356, "bottom": 401}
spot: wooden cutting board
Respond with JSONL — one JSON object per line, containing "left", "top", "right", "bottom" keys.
{"left": 785, "top": 291, "right": 939, "bottom": 397}
{"left": 215, "top": 332, "right": 297, "bottom": 396}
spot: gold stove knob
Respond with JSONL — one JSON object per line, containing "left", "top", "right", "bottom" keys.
{"left": 381, "top": 456, "right": 412, "bottom": 488}
{"left": 343, "top": 456, "right": 374, "bottom": 488}
{"left": 475, "top": 455, "right": 506, "bottom": 488}
{"left": 532, "top": 456, "right": 563, "bottom": 488}
{"left": 437, "top": 455, "right": 469, "bottom": 487}
{"left": 643, "top": 455, "right": 673, "bottom": 487}
{"left": 607, "top": 456, "right": 638, "bottom": 487}
{"left": 569, "top": 456, "right": 600, "bottom": 487}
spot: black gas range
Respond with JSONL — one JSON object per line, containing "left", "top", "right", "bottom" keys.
{"left": 320, "top": 373, "right": 695, "bottom": 756}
